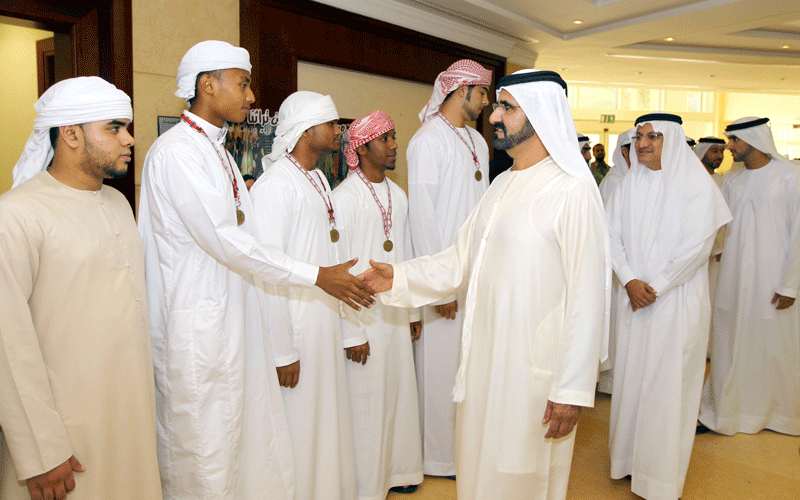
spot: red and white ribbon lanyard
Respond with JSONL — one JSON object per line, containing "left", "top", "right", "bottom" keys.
{"left": 181, "top": 113, "right": 245, "bottom": 225}
{"left": 355, "top": 168, "right": 394, "bottom": 252}
{"left": 436, "top": 111, "right": 483, "bottom": 181}
{"left": 285, "top": 153, "right": 339, "bottom": 242}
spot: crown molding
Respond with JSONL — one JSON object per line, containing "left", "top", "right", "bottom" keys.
{"left": 310, "top": 0, "right": 521, "bottom": 59}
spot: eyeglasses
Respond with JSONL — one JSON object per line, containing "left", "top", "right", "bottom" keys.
{"left": 491, "top": 102, "right": 520, "bottom": 114}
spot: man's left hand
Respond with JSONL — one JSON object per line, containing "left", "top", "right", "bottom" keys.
{"left": 542, "top": 400, "right": 582, "bottom": 439}
{"left": 771, "top": 293, "right": 795, "bottom": 310}
{"left": 409, "top": 321, "right": 422, "bottom": 341}
{"left": 345, "top": 342, "right": 370, "bottom": 365}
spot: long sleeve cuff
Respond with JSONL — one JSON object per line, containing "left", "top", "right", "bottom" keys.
{"left": 548, "top": 387, "right": 596, "bottom": 409}
{"left": 274, "top": 351, "right": 300, "bottom": 367}
{"left": 615, "top": 265, "right": 637, "bottom": 288}
{"left": 292, "top": 261, "right": 320, "bottom": 288}
{"left": 382, "top": 263, "right": 410, "bottom": 308}
{"left": 774, "top": 286, "right": 798, "bottom": 299}
{"left": 649, "top": 275, "right": 670, "bottom": 297}
{"left": 431, "top": 294, "right": 458, "bottom": 307}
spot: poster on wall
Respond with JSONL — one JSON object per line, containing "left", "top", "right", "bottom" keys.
{"left": 157, "top": 111, "right": 351, "bottom": 189}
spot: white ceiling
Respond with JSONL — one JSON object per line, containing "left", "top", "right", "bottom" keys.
{"left": 314, "top": 0, "right": 800, "bottom": 93}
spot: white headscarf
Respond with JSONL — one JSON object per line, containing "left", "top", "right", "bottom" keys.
{"left": 12, "top": 76, "right": 132, "bottom": 188}
{"left": 611, "top": 128, "right": 633, "bottom": 173}
{"left": 175, "top": 40, "right": 252, "bottom": 105}
{"left": 265, "top": 91, "right": 339, "bottom": 162}
{"left": 419, "top": 59, "right": 492, "bottom": 124}
{"left": 693, "top": 136, "right": 726, "bottom": 162}
{"left": 500, "top": 70, "right": 601, "bottom": 199}
{"left": 599, "top": 128, "right": 634, "bottom": 201}
{"left": 617, "top": 114, "right": 731, "bottom": 282}
{"left": 724, "top": 117, "right": 791, "bottom": 164}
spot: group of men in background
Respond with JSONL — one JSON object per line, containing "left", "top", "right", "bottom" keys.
{"left": 1, "top": 36, "right": 798, "bottom": 500}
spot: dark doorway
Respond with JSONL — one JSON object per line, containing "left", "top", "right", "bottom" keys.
{"left": 0, "top": 0, "right": 135, "bottom": 208}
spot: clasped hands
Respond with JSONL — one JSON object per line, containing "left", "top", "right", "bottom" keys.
{"left": 625, "top": 279, "right": 657, "bottom": 312}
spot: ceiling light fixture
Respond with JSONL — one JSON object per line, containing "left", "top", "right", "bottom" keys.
{"left": 664, "top": 37, "right": 674, "bottom": 42}
{"left": 782, "top": 45, "right": 790, "bottom": 49}
{"left": 573, "top": 20, "right": 583, "bottom": 24}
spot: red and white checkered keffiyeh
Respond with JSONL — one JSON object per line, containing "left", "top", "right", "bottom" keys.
{"left": 419, "top": 59, "right": 492, "bottom": 124}
{"left": 344, "top": 110, "right": 395, "bottom": 169}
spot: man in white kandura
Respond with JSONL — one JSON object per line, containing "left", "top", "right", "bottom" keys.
{"left": 332, "top": 110, "right": 424, "bottom": 498}
{"left": 251, "top": 91, "right": 369, "bottom": 500}
{"left": 699, "top": 117, "right": 800, "bottom": 436}
{"left": 138, "top": 41, "right": 373, "bottom": 500}
{"left": 606, "top": 113, "right": 731, "bottom": 500}
{"left": 578, "top": 134, "right": 592, "bottom": 166}
{"left": 407, "top": 59, "right": 491, "bottom": 478}
{"left": 0, "top": 77, "right": 161, "bottom": 500}
{"left": 361, "top": 69, "right": 610, "bottom": 500}
{"left": 694, "top": 136, "right": 727, "bottom": 359}
{"left": 596, "top": 128, "right": 634, "bottom": 395}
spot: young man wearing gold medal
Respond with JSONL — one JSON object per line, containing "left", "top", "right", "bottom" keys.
{"left": 333, "top": 110, "right": 423, "bottom": 498}
{"left": 250, "top": 90, "right": 370, "bottom": 500}
{"left": 138, "top": 41, "right": 374, "bottom": 500}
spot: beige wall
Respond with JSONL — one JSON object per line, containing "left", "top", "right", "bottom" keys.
{"left": 131, "top": 0, "right": 239, "bottom": 208}
{"left": 297, "top": 62, "right": 433, "bottom": 192}
{"left": 0, "top": 23, "right": 52, "bottom": 194}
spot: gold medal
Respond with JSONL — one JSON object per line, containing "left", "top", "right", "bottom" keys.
{"left": 383, "top": 239, "right": 393, "bottom": 252}
{"left": 236, "top": 209, "right": 245, "bottom": 225}
{"left": 475, "top": 170, "right": 482, "bottom": 181}
{"left": 330, "top": 228, "right": 340, "bottom": 243}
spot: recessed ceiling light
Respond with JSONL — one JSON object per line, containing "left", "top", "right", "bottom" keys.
{"left": 635, "top": 71, "right": 643, "bottom": 75}
{"left": 782, "top": 45, "right": 790, "bottom": 49}
{"left": 573, "top": 20, "right": 583, "bottom": 24}
{"left": 664, "top": 37, "right": 674, "bottom": 42}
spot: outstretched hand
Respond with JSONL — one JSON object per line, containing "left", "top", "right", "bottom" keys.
{"left": 356, "top": 260, "right": 394, "bottom": 293}
{"left": 317, "top": 258, "right": 376, "bottom": 311}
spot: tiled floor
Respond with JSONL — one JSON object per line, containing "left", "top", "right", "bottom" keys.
{"left": 388, "top": 393, "right": 800, "bottom": 499}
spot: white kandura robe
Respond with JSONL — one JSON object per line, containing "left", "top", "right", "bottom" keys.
{"left": 597, "top": 166, "right": 626, "bottom": 394}
{"left": 406, "top": 116, "right": 488, "bottom": 476}
{"left": 607, "top": 168, "right": 719, "bottom": 500}
{"left": 700, "top": 160, "right": 800, "bottom": 435}
{"left": 386, "top": 157, "right": 608, "bottom": 500}
{"left": 0, "top": 172, "right": 161, "bottom": 500}
{"left": 332, "top": 173, "right": 423, "bottom": 500}
{"left": 138, "top": 112, "right": 316, "bottom": 500}
{"left": 707, "top": 172, "right": 725, "bottom": 357}
{"left": 251, "top": 156, "right": 361, "bottom": 500}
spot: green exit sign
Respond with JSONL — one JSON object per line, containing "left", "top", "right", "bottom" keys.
{"left": 601, "top": 114, "right": 616, "bottom": 123}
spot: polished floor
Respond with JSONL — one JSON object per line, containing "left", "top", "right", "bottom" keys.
{"left": 388, "top": 392, "right": 800, "bottom": 499}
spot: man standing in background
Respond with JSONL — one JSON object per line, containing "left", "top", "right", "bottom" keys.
{"left": 700, "top": 117, "right": 800, "bottom": 437}
{"left": 406, "top": 58, "right": 491, "bottom": 478}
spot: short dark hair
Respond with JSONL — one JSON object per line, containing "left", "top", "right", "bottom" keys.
{"left": 442, "top": 84, "right": 476, "bottom": 105}
{"left": 49, "top": 127, "right": 59, "bottom": 150}
{"left": 188, "top": 69, "right": 224, "bottom": 106}
{"left": 242, "top": 174, "right": 255, "bottom": 181}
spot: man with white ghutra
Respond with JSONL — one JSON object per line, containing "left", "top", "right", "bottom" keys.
{"left": 699, "top": 117, "right": 800, "bottom": 437}
{"left": 360, "top": 69, "right": 610, "bottom": 500}
{"left": 606, "top": 113, "right": 731, "bottom": 500}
